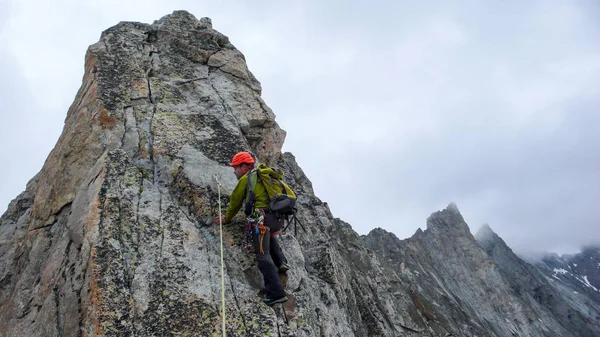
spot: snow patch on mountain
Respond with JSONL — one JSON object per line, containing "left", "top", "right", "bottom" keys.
{"left": 553, "top": 268, "right": 570, "bottom": 275}
{"left": 582, "top": 276, "right": 599, "bottom": 292}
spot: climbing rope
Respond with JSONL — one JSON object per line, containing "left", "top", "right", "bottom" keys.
{"left": 214, "top": 174, "right": 226, "bottom": 337}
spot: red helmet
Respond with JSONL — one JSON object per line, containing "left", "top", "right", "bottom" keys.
{"left": 230, "top": 152, "right": 254, "bottom": 167}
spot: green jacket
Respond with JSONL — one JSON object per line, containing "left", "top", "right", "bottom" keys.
{"left": 224, "top": 171, "right": 269, "bottom": 223}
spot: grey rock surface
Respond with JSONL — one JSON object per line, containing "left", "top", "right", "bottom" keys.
{"left": 1, "top": 10, "right": 599, "bottom": 337}
{"left": 476, "top": 225, "right": 600, "bottom": 336}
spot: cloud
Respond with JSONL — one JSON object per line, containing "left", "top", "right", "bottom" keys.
{"left": 0, "top": 46, "right": 46, "bottom": 207}
{"left": 272, "top": 0, "right": 600, "bottom": 255}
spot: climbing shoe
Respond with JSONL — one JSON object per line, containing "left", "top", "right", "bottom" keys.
{"left": 278, "top": 262, "right": 290, "bottom": 274}
{"left": 263, "top": 295, "right": 288, "bottom": 306}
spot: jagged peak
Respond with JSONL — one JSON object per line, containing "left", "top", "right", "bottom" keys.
{"left": 478, "top": 222, "right": 493, "bottom": 233}
{"left": 366, "top": 204, "right": 468, "bottom": 242}
{"left": 474, "top": 223, "right": 515, "bottom": 256}
{"left": 446, "top": 201, "right": 460, "bottom": 215}
{"left": 427, "top": 202, "right": 463, "bottom": 219}
{"left": 364, "top": 227, "right": 407, "bottom": 245}
{"left": 365, "top": 227, "right": 399, "bottom": 240}
{"left": 281, "top": 151, "right": 296, "bottom": 161}
{"left": 367, "top": 227, "right": 389, "bottom": 236}
{"left": 474, "top": 223, "right": 499, "bottom": 243}
{"left": 153, "top": 10, "right": 213, "bottom": 29}
{"left": 425, "top": 202, "right": 470, "bottom": 235}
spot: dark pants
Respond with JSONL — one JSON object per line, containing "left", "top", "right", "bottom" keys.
{"left": 264, "top": 211, "right": 287, "bottom": 267}
{"left": 251, "top": 211, "right": 288, "bottom": 299}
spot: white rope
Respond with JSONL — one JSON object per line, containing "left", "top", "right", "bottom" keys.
{"left": 214, "top": 174, "right": 226, "bottom": 337}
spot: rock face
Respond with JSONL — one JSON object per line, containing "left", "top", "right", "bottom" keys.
{"left": 0, "top": 10, "right": 599, "bottom": 336}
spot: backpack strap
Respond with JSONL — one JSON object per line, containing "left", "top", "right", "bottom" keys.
{"left": 245, "top": 168, "right": 258, "bottom": 207}
{"left": 277, "top": 179, "right": 287, "bottom": 196}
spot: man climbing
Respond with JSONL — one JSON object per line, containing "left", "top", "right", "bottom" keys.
{"left": 214, "top": 151, "right": 290, "bottom": 306}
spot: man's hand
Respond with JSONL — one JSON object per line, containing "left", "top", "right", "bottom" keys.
{"left": 213, "top": 215, "right": 226, "bottom": 225}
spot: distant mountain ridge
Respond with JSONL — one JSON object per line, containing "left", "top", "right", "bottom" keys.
{"left": 531, "top": 246, "right": 600, "bottom": 300}
{"left": 476, "top": 224, "right": 600, "bottom": 336}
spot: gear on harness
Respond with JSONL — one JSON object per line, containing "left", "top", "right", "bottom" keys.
{"left": 245, "top": 209, "right": 281, "bottom": 255}
{"left": 245, "top": 209, "right": 263, "bottom": 250}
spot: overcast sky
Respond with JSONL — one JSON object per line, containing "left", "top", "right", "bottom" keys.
{"left": 1, "top": 0, "right": 598, "bottom": 255}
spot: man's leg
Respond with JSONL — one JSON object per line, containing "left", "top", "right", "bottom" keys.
{"left": 269, "top": 236, "right": 289, "bottom": 272}
{"left": 264, "top": 212, "right": 288, "bottom": 270}
{"left": 251, "top": 224, "right": 286, "bottom": 301}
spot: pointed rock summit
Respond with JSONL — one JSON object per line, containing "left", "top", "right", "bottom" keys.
{"left": 30, "top": 10, "right": 284, "bottom": 230}
{"left": 1, "top": 11, "right": 289, "bottom": 336}
{"left": 1, "top": 10, "right": 599, "bottom": 337}
{"left": 426, "top": 202, "right": 471, "bottom": 234}
{"left": 475, "top": 223, "right": 502, "bottom": 246}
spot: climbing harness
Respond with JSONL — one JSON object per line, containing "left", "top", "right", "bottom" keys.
{"left": 214, "top": 174, "right": 226, "bottom": 337}
{"left": 246, "top": 209, "right": 268, "bottom": 254}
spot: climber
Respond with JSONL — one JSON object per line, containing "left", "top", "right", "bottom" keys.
{"left": 214, "top": 151, "right": 290, "bottom": 306}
